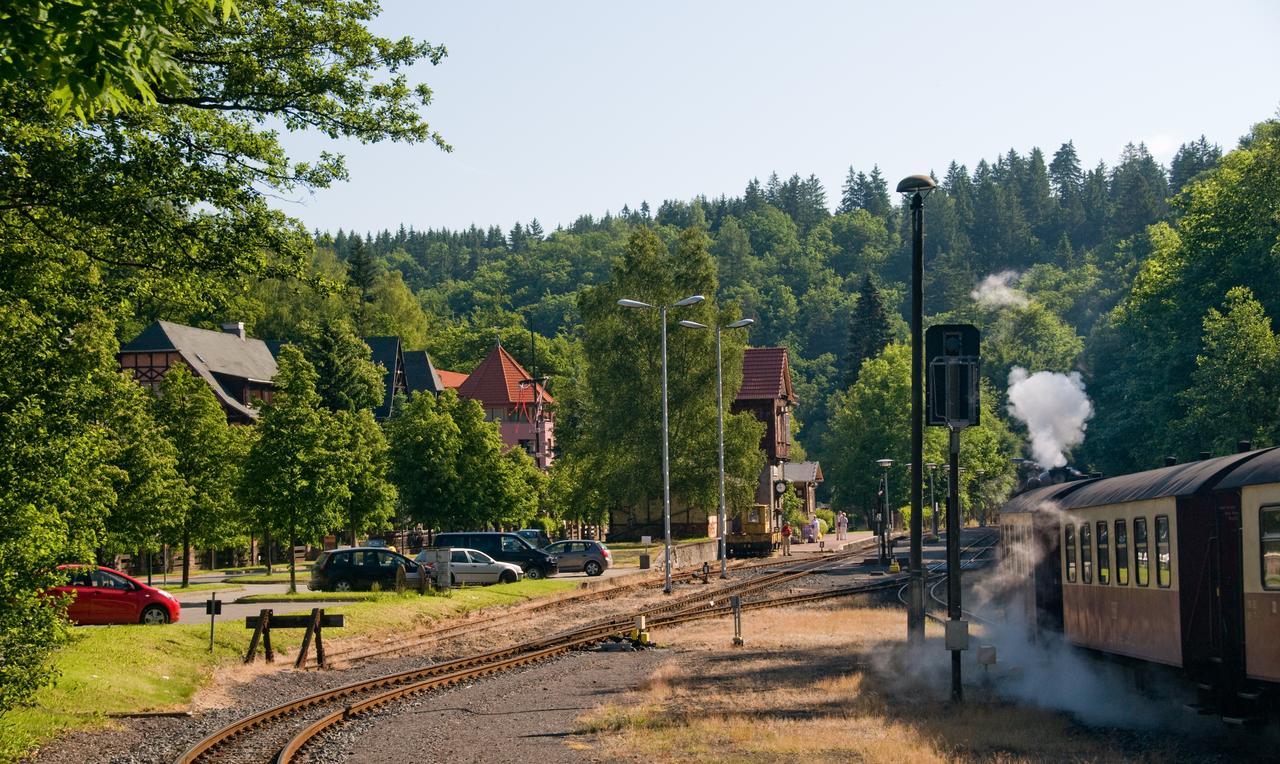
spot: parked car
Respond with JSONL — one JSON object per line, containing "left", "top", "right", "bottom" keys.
{"left": 51, "top": 565, "right": 181, "bottom": 625}
{"left": 309, "top": 547, "right": 420, "bottom": 592}
{"left": 431, "top": 532, "right": 559, "bottom": 579}
{"left": 515, "top": 528, "right": 552, "bottom": 549}
{"left": 543, "top": 540, "right": 612, "bottom": 576}
{"left": 413, "top": 548, "right": 523, "bottom": 585}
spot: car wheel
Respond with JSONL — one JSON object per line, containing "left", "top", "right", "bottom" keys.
{"left": 584, "top": 560, "right": 603, "bottom": 577}
{"left": 524, "top": 565, "right": 545, "bottom": 580}
{"left": 499, "top": 570, "right": 517, "bottom": 584}
{"left": 140, "top": 605, "right": 169, "bottom": 625}
{"left": 332, "top": 579, "right": 353, "bottom": 593}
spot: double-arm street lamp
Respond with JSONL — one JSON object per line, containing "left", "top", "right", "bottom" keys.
{"left": 678, "top": 317, "right": 754, "bottom": 579}
{"left": 619, "top": 294, "right": 705, "bottom": 594}
{"left": 897, "top": 173, "right": 938, "bottom": 646}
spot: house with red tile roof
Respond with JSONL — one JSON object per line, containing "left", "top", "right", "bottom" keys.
{"left": 456, "top": 343, "right": 555, "bottom": 469}
{"left": 732, "top": 347, "right": 798, "bottom": 529}
{"left": 435, "top": 369, "right": 469, "bottom": 389}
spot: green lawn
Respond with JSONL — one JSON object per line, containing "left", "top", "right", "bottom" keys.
{"left": 236, "top": 591, "right": 380, "bottom": 603}
{"left": 224, "top": 572, "right": 295, "bottom": 584}
{"left": 159, "top": 583, "right": 244, "bottom": 594}
{"left": 0, "top": 579, "right": 575, "bottom": 762}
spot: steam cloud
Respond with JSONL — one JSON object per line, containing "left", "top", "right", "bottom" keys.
{"left": 971, "top": 270, "right": 1028, "bottom": 308}
{"left": 1006, "top": 367, "right": 1094, "bottom": 468}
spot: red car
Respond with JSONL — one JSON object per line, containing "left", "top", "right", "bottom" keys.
{"left": 52, "top": 565, "right": 181, "bottom": 625}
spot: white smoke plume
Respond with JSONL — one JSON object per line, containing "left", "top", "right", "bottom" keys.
{"left": 971, "top": 270, "right": 1028, "bottom": 308}
{"left": 1006, "top": 367, "right": 1094, "bottom": 468}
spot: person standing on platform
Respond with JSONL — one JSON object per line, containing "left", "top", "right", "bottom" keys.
{"left": 836, "top": 511, "right": 848, "bottom": 540}
{"left": 780, "top": 522, "right": 792, "bottom": 556}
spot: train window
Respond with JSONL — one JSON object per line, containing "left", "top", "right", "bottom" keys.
{"left": 1135, "top": 517, "right": 1150, "bottom": 587}
{"left": 1064, "top": 524, "right": 1076, "bottom": 583}
{"left": 1155, "top": 515, "right": 1171, "bottom": 588}
{"left": 1115, "top": 519, "right": 1129, "bottom": 586}
{"left": 1080, "top": 522, "right": 1093, "bottom": 584}
{"left": 1096, "top": 521, "right": 1110, "bottom": 585}
{"left": 1260, "top": 505, "right": 1280, "bottom": 591}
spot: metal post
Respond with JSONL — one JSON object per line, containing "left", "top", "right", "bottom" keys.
{"left": 909, "top": 193, "right": 925, "bottom": 644}
{"left": 947, "top": 427, "right": 963, "bottom": 701}
{"left": 715, "top": 326, "right": 728, "bottom": 579}
{"left": 209, "top": 591, "right": 217, "bottom": 652}
{"left": 660, "top": 305, "right": 673, "bottom": 595}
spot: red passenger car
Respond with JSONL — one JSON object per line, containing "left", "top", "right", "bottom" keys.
{"left": 51, "top": 565, "right": 182, "bottom": 625}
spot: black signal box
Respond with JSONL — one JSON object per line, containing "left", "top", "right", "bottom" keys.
{"left": 926, "top": 324, "right": 980, "bottom": 428}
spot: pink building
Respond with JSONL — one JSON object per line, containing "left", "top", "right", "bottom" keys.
{"left": 457, "top": 344, "right": 555, "bottom": 469}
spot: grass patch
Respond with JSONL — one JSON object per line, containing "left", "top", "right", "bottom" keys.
{"left": 0, "top": 579, "right": 576, "bottom": 761}
{"left": 158, "top": 583, "right": 243, "bottom": 594}
{"left": 224, "top": 572, "right": 296, "bottom": 584}
{"left": 236, "top": 591, "right": 381, "bottom": 603}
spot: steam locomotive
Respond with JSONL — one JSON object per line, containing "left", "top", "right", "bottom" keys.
{"left": 998, "top": 445, "right": 1280, "bottom": 721}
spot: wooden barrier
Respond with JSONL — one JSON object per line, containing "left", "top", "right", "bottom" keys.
{"left": 244, "top": 608, "right": 344, "bottom": 667}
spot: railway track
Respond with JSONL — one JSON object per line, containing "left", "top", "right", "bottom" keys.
{"left": 892, "top": 530, "right": 999, "bottom": 624}
{"left": 176, "top": 537, "right": 883, "bottom": 764}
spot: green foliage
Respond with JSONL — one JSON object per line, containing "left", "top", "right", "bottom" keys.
{"left": 153, "top": 365, "right": 246, "bottom": 586}
{"left": 825, "top": 344, "right": 1015, "bottom": 529}
{"left": 299, "top": 317, "right": 385, "bottom": 412}
{"left": 386, "top": 391, "right": 462, "bottom": 530}
{"left": 845, "top": 275, "right": 891, "bottom": 385}
{"left": 1087, "top": 119, "right": 1280, "bottom": 473}
{"left": 0, "top": 0, "right": 232, "bottom": 118}
{"left": 575, "top": 227, "right": 765, "bottom": 524}
{"left": 241, "top": 347, "right": 349, "bottom": 592}
{"left": 335, "top": 408, "right": 398, "bottom": 544}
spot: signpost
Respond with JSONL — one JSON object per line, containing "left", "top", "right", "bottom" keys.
{"left": 925, "top": 323, "right": 980, "bottom": 702}
{"left": 205, "top": 592, "right": 222, "bottom": 652}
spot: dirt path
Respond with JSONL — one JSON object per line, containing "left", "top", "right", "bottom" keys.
{"left": 312, "top": 647, "right": 669, "bottom": 764}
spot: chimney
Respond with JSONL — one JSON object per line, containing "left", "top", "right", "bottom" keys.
{"left": 221, "top": 321, "right": 245, "bottom": 340}
{"left": 1164, "top": 456, "right": 1178, "bottom": 467}
{"left": 1238, "top": 440, "right": 1253, "bottom": 453}
{"left": 1198, "top": 451, "right": 1211, "bottom": 461}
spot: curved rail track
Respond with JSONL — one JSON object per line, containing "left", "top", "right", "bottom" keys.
{"left": 176, "top": 538, "right": 886, "bottom": 764}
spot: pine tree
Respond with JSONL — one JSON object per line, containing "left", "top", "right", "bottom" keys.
{"left": 299, "top": 317, "right": 385, "bottom": 413}
{"left": 347, "top": 238, "right": 379, "bottom": 299}
{"left": 508, "top": 221, "right": 527, "bottom": 251}
{"left": 845, "top": 275, "right": 891, "bottom": 385}
{"left": 527, "top": 218, "right": 545, "bottom": 240}
{"left": 864, "top": 166, "right": 891, "bottom": 218}
{"left": 744, "top": 178, "right": 764, "bottom": 211}
{"left": 1169, "top": 136, "right": 1222, "bottom": 195}
{"left": 838, "top": 166, "right": 860, "bottom": 213}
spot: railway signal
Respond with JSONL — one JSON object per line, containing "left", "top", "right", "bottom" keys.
{"left": 926, "top": 322, "right": 981, "bottom": 702}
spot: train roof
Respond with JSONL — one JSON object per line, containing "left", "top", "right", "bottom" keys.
{"left": 1213, "top": 447, "right": 1280, "bottom": 490}
{"left": 1056, "top": 449, "right": 1272, "bottom": 510}
{"left": 1001, "top": 481, "right": 1096, "bottom": 514}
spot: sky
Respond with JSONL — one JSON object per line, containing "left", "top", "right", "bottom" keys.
{"left": 276, "top": 0, "right": 1280, "bottom": 235}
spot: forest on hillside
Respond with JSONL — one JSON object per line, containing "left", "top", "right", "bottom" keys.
{"left": 218, "top": 124, "right": 1280, "bottom": 511}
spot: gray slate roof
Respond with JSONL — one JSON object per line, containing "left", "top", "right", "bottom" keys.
{"left": 121, "top": 321, "right": 277, "bottom": 420}
{"left": 784, "top": 461, "right": 823, "bottom": 484}
{"left": 403, "top": 350, "right": 443, "bottom": 397}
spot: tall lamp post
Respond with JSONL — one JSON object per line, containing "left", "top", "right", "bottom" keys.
{"left": 897, "top": 173, "right": 937, "bottom": 646}
{"left": 678, "top": 317, "right": 755, "bottom": 579}
{"left": 876, "top": 458, "right": 894, "bottom": 564}
{"left": 619, "top": 294, "right": 706, "bottom": 595}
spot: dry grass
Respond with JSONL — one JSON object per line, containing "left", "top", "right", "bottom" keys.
{"left": 580, "top": 604, "right": 1210, "bottom": 763}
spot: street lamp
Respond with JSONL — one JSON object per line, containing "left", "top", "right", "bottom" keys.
{"left": 619, "top": 294, "right": 706, "bottom": 594}
{"left": 897, "top": 172, "right": 937, "bottom": 646}
{"left": 876, "top": 458, "right": 894, "bottom": 564}
{"left": 678, "top": 316, "right": 754, "bottom": 579}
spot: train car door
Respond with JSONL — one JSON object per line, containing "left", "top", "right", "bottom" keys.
{"left": 1211, "top": 496, "right": 1246, "bottom": 686}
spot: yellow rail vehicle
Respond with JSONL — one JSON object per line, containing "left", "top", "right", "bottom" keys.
{"left": 726, "top": 504, "right": 778, "bottom": 557}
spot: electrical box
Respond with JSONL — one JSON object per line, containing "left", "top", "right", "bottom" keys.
{"left": 429, "top": 547, "right": 452, "bottom": 590}
{"left": 926, "top": 324, "right": 981, "bottom": 428}
{"left": 945, "top": 619, "right": 970, "bottom": 651}
{"left": 205, "top": 599, "right": 222, "bottom": 616}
